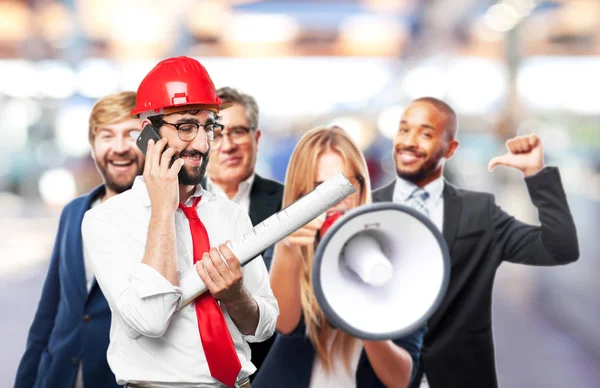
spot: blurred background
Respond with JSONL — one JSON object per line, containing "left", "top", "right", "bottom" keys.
{"left": 1, "top": 0, "right": 599, "bottom": 386}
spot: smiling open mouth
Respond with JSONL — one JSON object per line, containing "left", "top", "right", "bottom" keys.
{"left": 109, "top": 160, "right": 134, "bottom": 168}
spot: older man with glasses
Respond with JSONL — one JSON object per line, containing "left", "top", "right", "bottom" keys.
{"left": 204, "top": 87, "right": 284, "bottom": 381}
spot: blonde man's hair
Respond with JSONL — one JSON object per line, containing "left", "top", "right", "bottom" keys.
{"left": 88, "top": 91, "right": 137, "bottom": 143}
{"left": 282, "top": 126, "right": 372, "bottom": 373}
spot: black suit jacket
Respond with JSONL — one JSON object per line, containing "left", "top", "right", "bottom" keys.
{"left": 372, "top": 167, "right": 579, "bottom": 388}
{"left": 246, "top": 174, "right": 284, "bottom": 378}
{"left": 247, "top": 174, "right": 285, "bottom": 270}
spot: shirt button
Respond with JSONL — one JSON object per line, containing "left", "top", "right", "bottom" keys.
{"left": 82, "top": 315, "right": 91, "bottom": 323}
{"left": 72, "top": 357, "right": 78, "bottom": 366}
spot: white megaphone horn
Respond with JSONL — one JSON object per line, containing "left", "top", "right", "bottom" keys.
{"left": 312, "top": 202, "right": 451, "bottom": 340}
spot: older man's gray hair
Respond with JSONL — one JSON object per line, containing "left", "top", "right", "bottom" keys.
{"left": 217, "top": 87, "right": 259, "bottom": 130}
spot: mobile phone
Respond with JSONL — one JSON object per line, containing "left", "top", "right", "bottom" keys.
{"left": 136, "top": 124, "right": 178, "bottom": 167}
{"left": 136, "top": 124, "right": 162, "bottom": 156}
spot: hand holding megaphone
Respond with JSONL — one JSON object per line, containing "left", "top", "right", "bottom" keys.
{"left": 282, "top": 215, "right": 325, "bottom": 248}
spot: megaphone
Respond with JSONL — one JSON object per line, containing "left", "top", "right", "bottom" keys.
{"left": 313, "top": 203, "right": 450, "bottom": 340}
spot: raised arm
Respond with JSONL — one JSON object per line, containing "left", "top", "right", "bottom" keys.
{"left": 488, "top": 134, "right": 579, "bottom": 265}
{"left": 81, "top": 139, "right": 187, "bottom": 338}
{"left": 362, "top": 324, "right": 426, "bottom": 388}
{"left": 268, "top": 216, "right": 324, "bottom": 334}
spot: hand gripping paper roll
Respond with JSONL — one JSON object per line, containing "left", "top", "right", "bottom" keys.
{"left": 178, "top": 172, "right": 356, "bottom": 308}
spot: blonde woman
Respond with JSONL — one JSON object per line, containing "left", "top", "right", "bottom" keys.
{"left": 253, "top": 126, "right": 425, "bottom": 388}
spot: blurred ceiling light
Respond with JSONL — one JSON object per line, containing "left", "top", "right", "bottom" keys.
{"left": 403, "top": 64, "right": 446, "bottom": 100}
{"left": 471, "top": 18, "right": 504, "bottom": 42}
{"left": 361, "top": 0, "right": 414, "bottom": 13}
{"left": 1, "top": 99, "right": 41, "bottom": 151}
{"left": 501, "top": 0, "right": 536, "bottom": 18}
{"left": 0, "top": 1, "right": 32, "bottom": 42}
{"left": 77, "top": 59, "right": 119, "bottom": 98}
{"left": 225, "top": 13, "right": 298, "bottom": 43}
{"left": 118, "top": 61, "right": 156, "bottom": 91}
{"left": 186, "top": 0, "right": 230, "bottom": 38}
{"left": 484, "top": 3, "right": 520, "bottom": 32}
{"left": 0, "top": 60, "right": 38, "bottom": 98}
{"left": 338, "top": 15, "right": 409, "bottom": 56}
{"left": 446, "top": 58, "right": 507, "bottom": 114}
{"left": 326, "top": 61, "right": 391, "bottom": 104}
{"left": 77, "top": 0, "right": 118, "bottom": 39}
{"left": 377, "top": 105, "right": 404, "bottom": 140}
{"left": 561, "top": 60, "right": 600, "bottom": 115}
{"left": 561, "top": 0, "right": 599, "bottom": 33}
{"left": 39, "top": 168, "right": 77, "bottom": 207}
{"left": 328, "top": 117, "right": 375, "bottom": 151}
{"left": 36, "top": 2, "right": 74, "bottom": 44}
{"left": 37, "top": 61, "right": 76, "bottom": 99}
{"left": 517, "top": 59, "right": 563, "bottom": 111}
{"left": 55, "top": 103, "right": 93, "bottom": 157}
{"left": 77, "top": 0, "right": 176, "bottom": 58}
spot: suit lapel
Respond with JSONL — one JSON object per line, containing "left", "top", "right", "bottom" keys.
{"left": 249, "top": 175, "right": 277, "bottom": 225}
{"left": 76, "top": 186, "right": 105, "bottom": 302}
{"left": 372, "top": 181, "right": 396, "bottom": 202}
{"left": 442, "top": 182, "right": 462, "bottom": 251}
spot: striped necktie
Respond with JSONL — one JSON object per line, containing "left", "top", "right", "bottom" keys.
{"left": 407, "top": 188, "right": 430, "bottom": 217}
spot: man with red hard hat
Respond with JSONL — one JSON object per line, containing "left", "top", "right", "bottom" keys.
{"left": 82, "top": 56, "right": 278, "bottom": 388}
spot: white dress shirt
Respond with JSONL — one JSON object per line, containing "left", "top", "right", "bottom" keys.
{"left": 81, "top": 177, "right": 278, "bottom": 387}
{"left": 392, "top": 176, "right": 445, "bottom": 232}
{"left": 75, "top": 196, "right": 101, "bottom": 388}
{"left": 206, "top": 174, "right": 255, "bottom": 214}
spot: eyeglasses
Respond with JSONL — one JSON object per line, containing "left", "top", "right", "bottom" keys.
{"left": 212, "top": 126, "right": 253, "bottom": 148}
{"left": 161, "top": 120, "right": 224, "bottom": 142}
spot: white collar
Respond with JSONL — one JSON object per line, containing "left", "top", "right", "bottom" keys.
{"left": 393, "top": 175, "right": 445, "bottom": 203}
{"left": 132, "top": 176, "right": 214, "bottom": 208}
{"left": 205, "top": 173, "right": 256, "bottom": 198}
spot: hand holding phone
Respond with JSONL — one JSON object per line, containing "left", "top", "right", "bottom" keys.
{"left": 139, "top": 125, "right": 185, "bottom": 214}
{"left": 136, "top": 124, "right": 178, "bottom": 167}
{"left": 136, "top": 124, "right": 163, "bottom": 156}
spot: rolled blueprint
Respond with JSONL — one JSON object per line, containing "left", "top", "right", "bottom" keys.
{"left": 178, "top": 172, "right": 356, "bottom": 308}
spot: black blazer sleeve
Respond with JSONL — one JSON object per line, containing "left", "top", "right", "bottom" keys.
{"left": 492, "top": 166, "right": 579, "bottom": 265}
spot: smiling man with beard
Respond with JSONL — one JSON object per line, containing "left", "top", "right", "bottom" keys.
{"left": 15, "top": 91, "right": 143, "bottom": 388}
{"left": 81, "top": 57, "right": 277, "bottom": 388}
{"left": 373, "top": 97, "right": 579, "bottom": 388}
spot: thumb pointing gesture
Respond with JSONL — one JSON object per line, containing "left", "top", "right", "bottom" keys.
{"left": 488, "top": 134, "right": 544, "bottom": 177}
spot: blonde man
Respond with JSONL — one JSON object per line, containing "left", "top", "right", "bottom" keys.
{"left": 15, "top": 91, "right": 144, "bottom": 388}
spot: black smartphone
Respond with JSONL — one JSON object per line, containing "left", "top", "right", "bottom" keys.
{"left": 136, "top": 123, "right": 162, "bottom": 156}
{"left": 136, "top": 124, "right": 178, "bottom": 167}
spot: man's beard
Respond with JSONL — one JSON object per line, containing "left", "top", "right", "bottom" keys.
{"left": 97, "top": 152, "right": 143, "bottom": 194}
{"left": 178, "top": 149, "right": 210, "bottom": 185}
{"left": 394, "top": 146, "right": 445, "bottom": 183}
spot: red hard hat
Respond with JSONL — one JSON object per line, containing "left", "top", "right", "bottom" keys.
{"left": 131, "top": 56, "right": 222, "bottom": 118}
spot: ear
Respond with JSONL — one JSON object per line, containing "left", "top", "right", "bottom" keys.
{"left": 141, "top": 118, "right": 151, "bottom": 129}
{"left": 445, "top": 139, "right": 459, "bottom": 159}
{"left": 255, "top": 129, "right": 262, "bottom": 147}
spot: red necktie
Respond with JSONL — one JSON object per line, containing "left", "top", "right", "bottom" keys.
{"left": 179, "top": 196, "right": 242, "bottom": 387}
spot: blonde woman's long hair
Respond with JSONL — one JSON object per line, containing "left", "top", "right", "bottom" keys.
{"left": 282, "top": 126, "right": 372, "bottom": 373}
